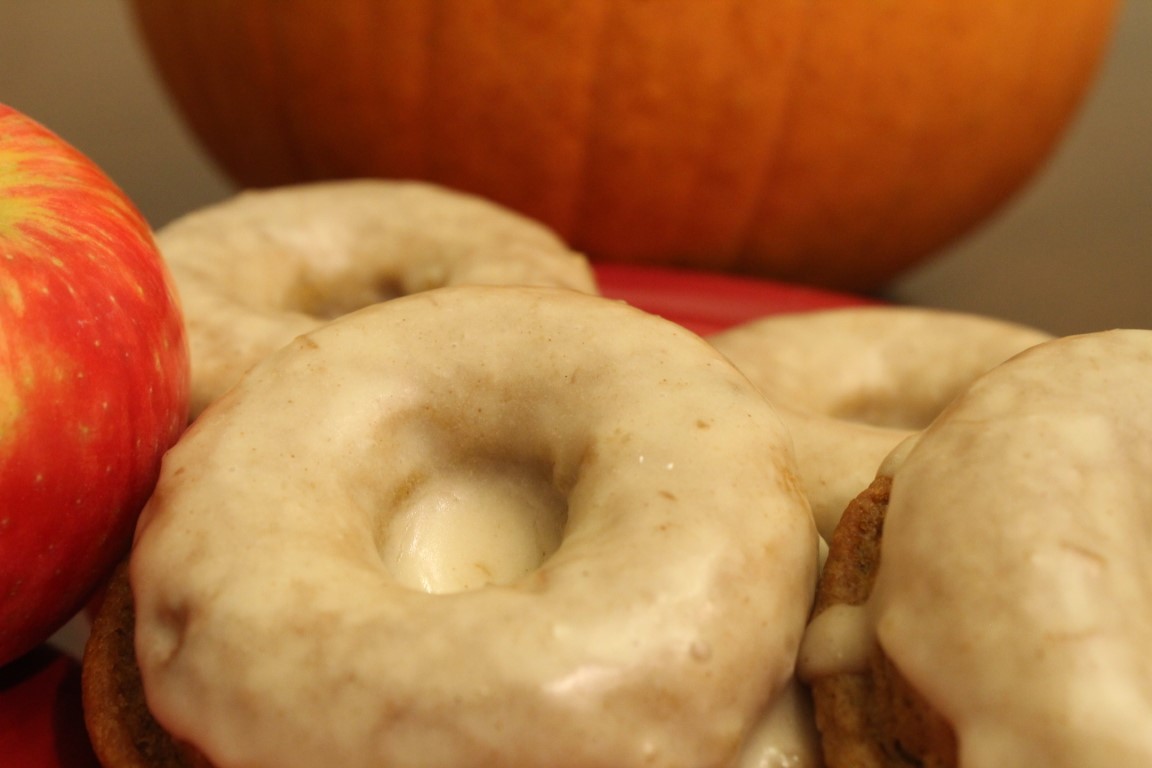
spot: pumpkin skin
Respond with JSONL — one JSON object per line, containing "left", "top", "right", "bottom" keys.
{"left": 128, "top": 0, "right": 1117, "bottom": 290}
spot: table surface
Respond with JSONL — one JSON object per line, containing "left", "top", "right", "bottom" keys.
{"left": 2, "top": 0, "right": 1150, "bottom": 337}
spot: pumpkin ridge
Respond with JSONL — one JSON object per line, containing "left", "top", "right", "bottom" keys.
{"left": 733, "top": 0, "right": 819, "bottom": 275}
{"left": 414, "top": 0, "right": 439, "bottom": 180}
{"left": 267, "top": 1, "right": 316, "bottom": 183}
{"left": 126, "top": 0, "right": 1120, "bottom": 290}
{"left": 564, "top": 0, "right": 618, "bottom": 248}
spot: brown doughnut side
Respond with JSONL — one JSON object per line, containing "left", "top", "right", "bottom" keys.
{"left": 81, "top": 562, "right": 209, "bottom": 768}
{"left": 808, "top": 476, "right": 957, "bottom": 768}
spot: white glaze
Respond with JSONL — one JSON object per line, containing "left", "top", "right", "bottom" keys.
{"left": 867, "top": 330, "right": 1152, "bottom": 766}
{"left": 735, "top": 679, "right": 824, "bottom": 768}
{"left": 709, "top": 307, "right": 1051, "bottom": 539}
{"left": 796, "top": 603, "right": 875, "bottom": 681}
{"left": 131, "top": 286, "right": 818, "bottom": 768}
{"left": 156, "top": 180, "right": 598, "bottom": 417}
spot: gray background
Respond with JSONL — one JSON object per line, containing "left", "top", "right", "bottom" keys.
{"left": 3, "top": 0, "right": 1150, "bottom": 336}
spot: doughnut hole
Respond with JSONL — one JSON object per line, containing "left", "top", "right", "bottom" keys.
{"left": 362, "top": 404, "right": 576, "bottom": 597}
{"left": 159, "top": 182, "right": 602, "bottom": 420}
{"left": 708, "top": 307, "right": 1055, "bottom": 539}
{"left": 290, "top": 270, "right": 407, "bottom": 320}
{"left": 827, "top": 397, "right": 930, "bottom": 430}
{"left": 378, "top": 460, "right": 567, "bottom": 594}
{"left": 285, "top": 260, "right": 412, "bottom": 317}
{"left": 709, "top": 307, "right": 1054, "bottom": 433}
{"left": 748, "top": 339, "right": 1042, "bottom": 432}
{"left": 819, "top": 376, "right": 969, "bottom": 431}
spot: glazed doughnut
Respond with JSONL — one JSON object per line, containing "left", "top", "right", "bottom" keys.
{"left": 708, "top": 306, "right": 1051, "bottom": 539}
{"left": 800, "top": 330, "right": 1152, "bottom": 766}
{"left": 155, "top": 179, "right": 599, "bottom": 417}
{"left": 129, "top": 286, "right": 817, "bottom": 768}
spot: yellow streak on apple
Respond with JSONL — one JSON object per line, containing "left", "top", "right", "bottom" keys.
{"left": 1, "top": 145, "right": 96, "bottom": 249}
{"left": 0, "top": 373, "right": 22, "bottom": 448}
{"left": 1, "top": 151, "right": 46, "bottom": 236}
{"left": 0, "top": 270, "right": 24, "bottom": 316}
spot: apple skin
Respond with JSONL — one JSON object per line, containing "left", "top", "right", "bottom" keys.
{"left": 0, "top": 644, "right": 100, "bottom": 768}
{"left": 0, "top": 103, "right": 190, "bottom": 666}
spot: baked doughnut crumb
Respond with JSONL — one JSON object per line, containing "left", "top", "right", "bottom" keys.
{"left": 806, "top": 476, "right": 957, "bottom": 768}
{"left": 82, "top": 563, "right": 210, "bottom": 768}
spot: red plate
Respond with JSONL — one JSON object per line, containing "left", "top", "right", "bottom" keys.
{"left": 0, "top": 646, "right": 98, "bottom": 768}
{"left": 594, "top": 262, "right": 874, "bottom": 335}
{"left": 1, "top": 265, "right": 871, "bottom": 767}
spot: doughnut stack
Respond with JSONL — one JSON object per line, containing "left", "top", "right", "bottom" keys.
{"left": 81, "top": 181, "right": 1152, "bottom": 768}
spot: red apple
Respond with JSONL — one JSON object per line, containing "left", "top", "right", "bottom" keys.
{"left": 0, "top": 644, "right": 99, "bottom": 768}
{"left": 0, "top": 103, "right": 189, "bottom": 666}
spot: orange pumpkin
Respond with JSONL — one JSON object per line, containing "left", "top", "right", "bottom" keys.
{"left": 128, "top": 0, "right": 1117, "bottom": 291}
